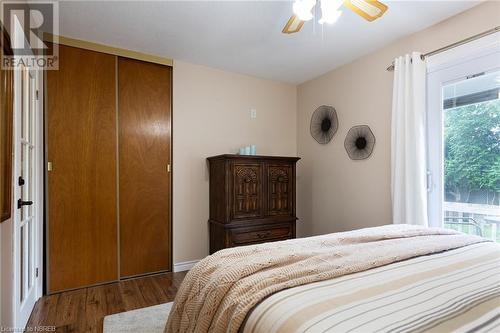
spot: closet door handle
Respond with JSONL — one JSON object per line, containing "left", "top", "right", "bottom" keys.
{"left": 17, "top": 199, "right": 33, "bottom": 209}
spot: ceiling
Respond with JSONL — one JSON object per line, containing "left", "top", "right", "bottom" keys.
{"left": 58, "top": 1, "right": 481, "bottom": 84}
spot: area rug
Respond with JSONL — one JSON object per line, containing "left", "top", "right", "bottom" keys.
{"left": 103, "top": 302, "right": 172, "bottom": 333}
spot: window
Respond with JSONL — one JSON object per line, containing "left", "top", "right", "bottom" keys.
{"left": 427, "top": 35, "right": 500, "bottom": 242}
{"left": 443, "top": 72, "right": 499, "bottom": 240}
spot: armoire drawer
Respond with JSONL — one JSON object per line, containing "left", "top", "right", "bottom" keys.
{"left": 230, "top": 224, "right": 293, "bottom": 245}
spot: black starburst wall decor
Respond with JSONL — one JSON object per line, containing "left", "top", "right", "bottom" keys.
{"left": 310, "top": 105, "right": 338, "bottom": 144}
{"left": 344, "top": 125, "right": 376, "bottom": 160}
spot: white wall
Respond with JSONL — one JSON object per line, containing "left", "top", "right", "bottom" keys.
{"left": 172, "top": 61, "right": 297, "bottom": 264}
{"left": 296, "top": 1, "right": 500, "bottom": 237}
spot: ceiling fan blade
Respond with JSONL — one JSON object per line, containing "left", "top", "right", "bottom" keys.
{"left": 282, "top": 15, "right": 305, "bottom": 34}
{"left": 343, "top": 0, "right": 388, "bottom": 22}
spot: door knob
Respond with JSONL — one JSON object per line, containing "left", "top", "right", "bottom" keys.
{"left": 17, "top": 199, "right": 33, "bottom": 209}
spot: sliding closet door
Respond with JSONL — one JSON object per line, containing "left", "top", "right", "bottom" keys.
{"left": 118, "top": 58, "right": 172, "bottom": 277}
{"left": 47, "top": 45, "right": 117, "bottom": 292}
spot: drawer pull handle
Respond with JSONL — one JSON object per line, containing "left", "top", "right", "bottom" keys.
{"left": 257, "top": 231, "right": 271, "bottom": 239}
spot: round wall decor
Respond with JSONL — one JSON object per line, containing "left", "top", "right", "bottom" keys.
{"left": 310, "top": 105, "right": 338, "bottom": 144}
{"left": 344, "top": 125, "right": 375, "bottom": 160}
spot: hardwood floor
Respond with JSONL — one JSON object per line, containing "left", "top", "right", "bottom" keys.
{"left": 26, "top": 271, "right": 187, "bottom": 333}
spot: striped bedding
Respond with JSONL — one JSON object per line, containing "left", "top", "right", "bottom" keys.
{"left": 242, "top": 242, "right": 500, "bottom": 333}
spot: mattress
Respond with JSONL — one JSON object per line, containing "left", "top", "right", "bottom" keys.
{"left": 243, "top": 242, "right": 500, "bottom": 333}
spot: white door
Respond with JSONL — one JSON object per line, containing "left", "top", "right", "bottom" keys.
{"left": 427, "top": 34, "right": 500, "bottom": 240}
{"left": 13, "top": 66, "right": 39, "bottom": 328}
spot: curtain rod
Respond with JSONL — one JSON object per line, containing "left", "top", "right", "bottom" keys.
{"left": 386, "top": 26, "right": 500, "bottom": 72}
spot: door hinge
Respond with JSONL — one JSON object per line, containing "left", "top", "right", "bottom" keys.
{"left": 36, "top": 90, "right": 39, "bottom": 100}
{"left": 167, "top": 164, "right": 171, "bottom": 173}
{"left": 47, "top": 161, "right": 53, "bottom": 172}
{"left": 35, "top": 268, "right": 39, "bottom": 278}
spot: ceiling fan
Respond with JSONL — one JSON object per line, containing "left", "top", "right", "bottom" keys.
{"left": 282, "top": 0, "right": 388, "bottom": 34}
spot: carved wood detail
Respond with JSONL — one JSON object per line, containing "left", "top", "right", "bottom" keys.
{"left": 268, "top": 166, "right": 292, "bottom": 216}
{"left": 233, "top": 164, "right": 262, "bottom": 219}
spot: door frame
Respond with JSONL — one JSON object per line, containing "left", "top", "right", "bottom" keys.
{"left": 426, "top": 33, "right": 500, "bottom": 227}
{"left": 12, "top": 65, "right": 44, "bottom": 328}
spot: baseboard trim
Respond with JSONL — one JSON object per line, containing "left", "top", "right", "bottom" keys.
{"left": 173, "top": 259, "right": 200, "bottom": 272}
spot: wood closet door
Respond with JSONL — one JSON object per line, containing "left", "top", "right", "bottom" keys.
{"left": 47, "top": 45, "right": 117, "bottom": 292}
{"left": 118, "top": 58, "right": 171, "bottom": 277}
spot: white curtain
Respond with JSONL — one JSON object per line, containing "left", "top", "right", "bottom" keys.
{"left": 391, "top": 52, "right": 428, "bottom": 226}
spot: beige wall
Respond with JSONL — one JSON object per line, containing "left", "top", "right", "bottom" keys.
{"left": 296, "top": 1, "right": 500, "bottom": 237}
{"left": 172, "top": 61, "right": 297, "bottom": 264}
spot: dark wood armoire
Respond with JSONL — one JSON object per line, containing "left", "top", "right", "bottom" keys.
{"left": 207, "top": 154, "right": 300, "bottom": 253}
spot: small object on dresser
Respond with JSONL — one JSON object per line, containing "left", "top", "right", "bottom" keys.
{"left": 244, "top": 146, "right": 251, "bottom": 155}
{"left": 207, "top": 154, "right": 300, "bottom": 254}
{"left": 239, "top": 147, "right": 246, "bottom": 155}
{"left": 250, "top": 145, "right": 256, "bottom": 155}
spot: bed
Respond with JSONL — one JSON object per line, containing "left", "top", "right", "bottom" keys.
{"left": 165, "top": 225, "right": 500, "bottom": 333}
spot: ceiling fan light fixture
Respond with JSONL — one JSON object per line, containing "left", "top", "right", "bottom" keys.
{"left": 319, "top": 0, "right": 343, "bottom": 24}
{"left": 283, "top": 0, "right": 388, "bottom": 34}
{"left": 318, "top": 10, "right": 342, "bottom": 24}
{"left": 293, "top": 0, "right": 316, "bottom": 21}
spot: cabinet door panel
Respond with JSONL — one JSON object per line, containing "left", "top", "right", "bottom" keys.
{"left": 47, "top": 45, "right": 117, "bottom": 292}
{"left": 231, "top": 163, "right": 263, "bottom": 220}
{"left": 268, "top": 164, "right": 293, "bottom": 216}
{"left": 118, "top": 57, "right": 172, "bottom": 277}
